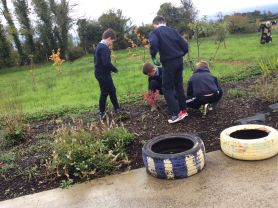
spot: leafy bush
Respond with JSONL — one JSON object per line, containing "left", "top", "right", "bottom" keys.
{"left": 67, "top": 46, "right": 85, "bottom": 62}
{"left": 100, "top": 127, "right": 133, "bottom": 151}
{"left": 50, "top": 124, "right": 133, "bottom": 179}
{"left": 224, "top": 15, "right": 257, "bottom": 33}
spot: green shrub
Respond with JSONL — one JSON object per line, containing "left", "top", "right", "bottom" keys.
{"left": 67, "top": 46, "right": 85, "bottom": 62}
{"left": 257, "top": 55, "right": 278, "bottom": 77}
{"left": 228, "top": 88, "right": 247, "bottom": 98}
{"left": 0, "top": 151, "right": 16, "bottom": 175}
{"left": 50, "top": 125, "right": 133, "bottom": 179}
{"left": 1, "top": 114, "right": 28, "bottom": 147}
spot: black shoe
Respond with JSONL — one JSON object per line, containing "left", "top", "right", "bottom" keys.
{"left": 98, "top": 112, "right": 106, "bottom": 120}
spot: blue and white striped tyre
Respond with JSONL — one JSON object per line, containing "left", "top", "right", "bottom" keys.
{"left": 142, "top": 134, "right": 206, "bottom": 179}
{"left": 220, "top": 124, "right": 278, "bottom": 160}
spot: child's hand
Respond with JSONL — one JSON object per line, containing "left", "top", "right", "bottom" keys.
{"left": 152, "top": 57, "right": 161, "bottom": 66}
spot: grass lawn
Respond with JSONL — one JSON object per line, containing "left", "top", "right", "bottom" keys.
{"left": 0, "top": 32, "right": 277, "bottom": 117}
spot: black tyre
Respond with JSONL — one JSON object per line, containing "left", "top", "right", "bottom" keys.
{"left": 142, "top": 134, "right": 206, "bottom": 179}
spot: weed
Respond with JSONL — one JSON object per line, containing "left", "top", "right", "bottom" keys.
{"left": 0, "top": 163, "right": 16, "bottom": 175}
{"left": 0, "top": 151, "right": 16, "bottom": 163}
{"left": 251, "top": 75, "right": 278, "bottom": 102}
{"left": 19, "top": 166, "right": 39, "bottom": 181}
{"left": 0, "top": 151, "right": 16, "bottom": 175}
{"left": 60, "top": 179, "right": 74, "bottom": 189}
{"left": 228, "top": 88, "right": 247, "bottom": 98}
{"left": 139, "top": 140, "right": 147, "bottom": 145}
{"left": 1, "top": 114, "right": 28, "bottom": 147}
{"left": 257, "top": 55, "right": 278, "bottom": 77}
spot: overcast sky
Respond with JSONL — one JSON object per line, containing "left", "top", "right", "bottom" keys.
{"left": 1, "top": 0, "right": 278, "bottom": 26}
{"left": 71, "top": 0, "right": 278, "bottom": 25}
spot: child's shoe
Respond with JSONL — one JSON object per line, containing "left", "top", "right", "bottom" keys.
{"left": 168, "top": 110, "right": 188, "bottom": 124}
{"left": 202, "top": 104, "right": 213, "bottom": 116}
{"left": 208, "top": 104, "right": 213, "bottom": 111}
{"left": 98, "top": 112, "right": 106, "bottom": 120}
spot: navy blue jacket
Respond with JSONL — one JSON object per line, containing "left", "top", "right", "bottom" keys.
{"left": 187, "top": 68, "right": 222, "bottom": 97}
{"left": 148, "top": 67, "right": 162, "bottom": 89}
{"left": 149, "top": 26, "right": 188, "bottom": 63}
{"left": 94, "top": 43, "right": 117, "bottom": 76}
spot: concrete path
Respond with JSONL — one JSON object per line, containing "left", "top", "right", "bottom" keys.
{"left": 1, "top": 151, "right": 277, "bottom": 208}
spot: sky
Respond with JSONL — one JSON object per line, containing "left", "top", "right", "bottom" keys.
{"left": 1, "top": 0, "right": 277, "bottom": 26}
{"left": 71, "top": 0, "right": 278, "bottom": 25}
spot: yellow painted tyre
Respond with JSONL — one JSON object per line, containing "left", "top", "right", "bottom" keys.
{"left": 220, "top": 124, "right": 278, "bottom": 160}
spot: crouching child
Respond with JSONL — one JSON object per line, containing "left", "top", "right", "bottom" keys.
{"left": 142, "top": 63, "right": 163, "bottom": 94}
{"left": 186, "top": 61, "right": 222, "bottom": 115}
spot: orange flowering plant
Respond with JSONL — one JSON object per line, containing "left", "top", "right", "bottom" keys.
{"left": 49, "top": 48, "right": 65, "bottom": 74}
{"left": 143, "top": 90, "right": 161, "bottom": 111}
{"left": 125, "top": 28, "right": 150, "bottom": 63}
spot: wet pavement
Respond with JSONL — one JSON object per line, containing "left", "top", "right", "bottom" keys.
{"left": 0, "top": 151, "right": 277, "bottom": 208}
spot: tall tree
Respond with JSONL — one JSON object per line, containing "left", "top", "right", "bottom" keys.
{"left": 32, "top": 0, "right": 56, "bottom": 54}
{"left": 180, "top": 0, "right": 197, "bottom": 23}
{"left": 157, "top": 3, "right": 181, "bottom": 28}
{"left": 49, "top": 0, "right": 72, "bottom": 59}
{"left": 98, "top": 9, "right": 132, "bottom": 50}
{"left": 1, "top": 0, "right": 25, "bottom": 64}
{"left": 0, "top": 19, "right": 12, "bottom": 68}
{"left": 77, "top": 19, "right": 102, "bottom": 54}
{"left": 157, "top": 1, "right": 198, "bottom": 33}
{"left": 13, "top": 0, "right": 36, "bottom": 55}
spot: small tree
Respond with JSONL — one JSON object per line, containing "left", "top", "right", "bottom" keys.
{"left": 188, "top": 16, "right": 211, "bottom": 59}
{"left": 212, "top": 22, "right": 229, "bottom": 60}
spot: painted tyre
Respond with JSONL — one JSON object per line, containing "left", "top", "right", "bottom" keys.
{"left": 142, "top": 134, "right": 206, "bottom": 179}
{"left": 220, "top": 124, "right": 278, "bottom": 160}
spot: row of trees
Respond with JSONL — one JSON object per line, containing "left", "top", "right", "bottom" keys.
{"left": 1, "top": 0, "right": 277, "bottom": 69}
{"left": 0, "top": 0, "right": 72, "bottom": 68}
{"left": 76, "top": 0, "right": 197, "bottom": 54}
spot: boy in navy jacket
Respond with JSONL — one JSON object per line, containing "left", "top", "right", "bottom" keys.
{"left": 149, "top": 16, "right": 188, "bottom": 124}
{"left": 94, "top": 28, "right": 119, "bottom": 119}
{"left": 142, "top": 63, "right": 163, "bottom": 94}
{"left": 186, "top": 61, "right": 222, "bottom": 115}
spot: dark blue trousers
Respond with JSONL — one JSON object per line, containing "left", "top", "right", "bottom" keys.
{"left": 95, "top": 74, "right": 119, "bottom": 113}
{"left": 162, "top": 58, "right": 186, "bottom": 116}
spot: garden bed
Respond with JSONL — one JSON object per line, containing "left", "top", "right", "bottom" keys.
{"left": 0, "top": 76, "right": 277, "bottom": 201}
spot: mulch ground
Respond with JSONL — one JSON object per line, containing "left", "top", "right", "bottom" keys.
{"left": 0, "top": 76, "right": 277, "bottom": 201}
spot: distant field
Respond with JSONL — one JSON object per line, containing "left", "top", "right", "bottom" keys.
{"left": 0, "top": 32, "right": 277, "bottom": 117}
